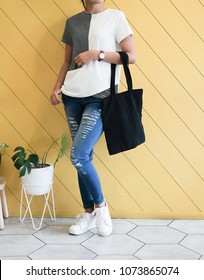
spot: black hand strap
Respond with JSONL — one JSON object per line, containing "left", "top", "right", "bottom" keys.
{"left": 110, "top": 52, "right": 133, "bottom": 95}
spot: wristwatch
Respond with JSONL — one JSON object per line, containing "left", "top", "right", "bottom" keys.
{"left": 98, "top": 50, "right": 105, "bottom": 61}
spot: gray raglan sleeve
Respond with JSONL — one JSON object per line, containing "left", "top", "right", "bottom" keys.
{"left": 61, "top": 19, "right": 73, "bottom": 45}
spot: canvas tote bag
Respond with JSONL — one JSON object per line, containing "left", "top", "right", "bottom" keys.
{"left": 101, "top": 51, "right": 145, "bottom": 155}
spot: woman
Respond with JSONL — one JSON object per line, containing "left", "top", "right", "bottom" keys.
{"left": 50, "top": 0, "right": 136, "bottom": 237}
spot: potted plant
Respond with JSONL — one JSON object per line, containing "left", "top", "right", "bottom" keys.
{"left": 0, "top": 143, "right": 9, "bottom": 166}
{"left": 12, "top": 134, "right": 68, "bottom": 195}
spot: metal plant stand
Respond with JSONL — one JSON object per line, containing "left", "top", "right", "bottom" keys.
{"left": 20, "top": 183, "right": 56, "bottom": 231}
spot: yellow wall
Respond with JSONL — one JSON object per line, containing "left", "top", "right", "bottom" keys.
{"left": 1, "top": 0, "right": 204, "bottom": 219}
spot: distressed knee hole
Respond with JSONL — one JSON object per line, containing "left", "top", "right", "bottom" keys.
{"left": 82, "top": 109, "right": 101, "bottom": 139}
{"left": 70, "top": 147, "right": 87, "bottom": 175}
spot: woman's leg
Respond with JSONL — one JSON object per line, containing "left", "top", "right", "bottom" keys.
{"left": 71, "top": 97, "right": 112, "bottom": 236}
{"left": 63, "top": 95, "right": 112, "bottom": 236}
{"left": 70, "top": 97, "right": 104, "bottom": 207}
{"left": 63, "top": 95, "right": 95, "bottom": 210}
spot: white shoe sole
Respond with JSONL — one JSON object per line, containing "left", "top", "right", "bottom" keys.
{"left": 69, "top": 221, "right": 96, "bottom": 235}
{"left": 97, "top": 226, "right": 112, "bottom": 237}
{"left": 69, "top": 226, "right": 95, "bottom": 235}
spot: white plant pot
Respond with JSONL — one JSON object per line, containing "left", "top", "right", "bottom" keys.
{"left": 21, "top": 164, "right": 54, "bottom": 195}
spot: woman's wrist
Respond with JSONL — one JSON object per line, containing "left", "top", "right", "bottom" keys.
{"left": 53, "top": 83, "right": 62, "bottom": 91}
{"left": 91, "top": 50, "right": 100, "bottom": 61}
{"left": 91, "top": 50, "right": 121, "bottom": 64}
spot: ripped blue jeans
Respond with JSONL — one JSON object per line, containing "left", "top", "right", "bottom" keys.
{"left": 62, "top": 94, "right": 104, "bottom": 209}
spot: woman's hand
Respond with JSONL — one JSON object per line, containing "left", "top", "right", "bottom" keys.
{"left": 74, "top": 50, "right": 99, "bottom": 67}
{"left": 50, "top": 88, "right": 62, "bottom": 105}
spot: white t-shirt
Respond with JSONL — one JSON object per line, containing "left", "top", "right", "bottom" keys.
{"left": 61, "top": 9, "right": 133, "bottom": 98}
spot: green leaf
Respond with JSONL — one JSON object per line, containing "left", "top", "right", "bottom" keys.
{"left": 60, "top": 134, "right": 68, "bottom": 156}
{"left": 12, "top": 151, "right": 25, "bottom": 162}
{"left": 19, "top": 165, "right": 27, "bottom": 177}
{"left": 27, "top": 154, "right": 39, "bottom": 167}
{"left": 13, "top": 146, "right": 25, "bottom": 153}
{"left": 14, "top": 158, "right": 23, "bottom": 170}
{"left": 0, "top": 143, "right": 8, "bottom": 148}
{"left": 25, "top": 160, "right": 32, "bottom": 174}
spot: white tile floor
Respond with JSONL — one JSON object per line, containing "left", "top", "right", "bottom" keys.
{"left": 0, "top": 218, "right": 204, "bottom": 260}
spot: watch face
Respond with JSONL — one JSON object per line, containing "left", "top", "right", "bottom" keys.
{"left": 100, "top": 52, "right": 105, "bottom": 59}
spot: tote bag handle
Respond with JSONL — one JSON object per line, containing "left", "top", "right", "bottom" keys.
{"left": 110, "top": 52, "right": 133, "bottom": 95}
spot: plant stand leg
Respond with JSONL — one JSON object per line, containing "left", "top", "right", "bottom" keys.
{"left": 20, "top": 184, "right": 56, "bottom": 230}
{"left": 46, "top": 185, "right": 56, "bottom": 221}
{"left": 20, "top": 186, "right": 33, "bottom": 223}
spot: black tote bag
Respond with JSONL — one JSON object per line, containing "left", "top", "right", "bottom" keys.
{"left": 101, "top": 51, "right": 145, "bottom": 155}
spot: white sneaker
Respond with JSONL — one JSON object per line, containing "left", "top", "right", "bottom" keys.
{"left": 93, "top": 203, "right": 112, "bottom": 237}
{"left": 69, "top": 212, "right": 96, "bottom": 235}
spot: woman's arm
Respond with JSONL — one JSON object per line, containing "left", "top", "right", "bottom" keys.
{"left": 103, "top": 35, "right": 136, "bottom": 64}
{"left": 50, "top": 44, "right": 72, "bottom": 105}
{"left": 74, "top": 35, "right": 136, "bottom": 67}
